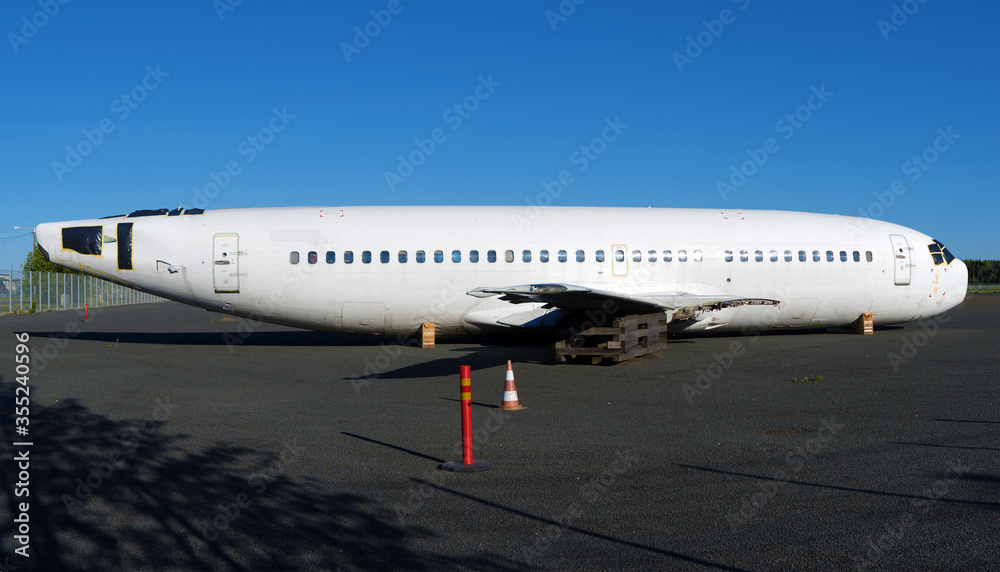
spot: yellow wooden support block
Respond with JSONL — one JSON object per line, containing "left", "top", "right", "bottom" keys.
{"left": 852, "top": 312, "right": 874, "bottom": 335}
{"left": 422, "top": 322, "right": 435, "bottom": 348}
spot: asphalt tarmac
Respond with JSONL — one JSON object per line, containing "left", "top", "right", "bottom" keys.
{"left": 1, "top": 296, "right": 997, "bottom": 571}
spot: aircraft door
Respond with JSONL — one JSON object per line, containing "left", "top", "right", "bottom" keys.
{"left": 213, "top": 233, "right": 240, "bottom": 293}
{"left": 889, "top": 234, "right": 911, "bottom": 286}
{"left": 612, "top": 244, "right": 628, "bottom": 277}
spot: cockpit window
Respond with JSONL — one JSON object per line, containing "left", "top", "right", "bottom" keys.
{"left": 62, "top": 226, "right": 103, "bottom": 255}
{"left": 927, "top": 239, "right": 955, "bottom": 265}
{"left": 127, "top": 208, "right": 169, "bottom": 218}
{"left": 124, "top": 207, "right": 206, "bottom": 217}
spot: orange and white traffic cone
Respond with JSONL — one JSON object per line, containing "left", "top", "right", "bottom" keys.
{"left": 496, "top": 360, "right": 526, "bottom": 410}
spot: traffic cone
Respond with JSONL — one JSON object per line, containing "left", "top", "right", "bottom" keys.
{"left": 496, "top": 360, "right": 526, "bottom": 410}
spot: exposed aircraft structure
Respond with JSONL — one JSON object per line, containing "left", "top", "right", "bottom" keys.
{"left": 35, "top": 206, "right": 968, "bottom": 349}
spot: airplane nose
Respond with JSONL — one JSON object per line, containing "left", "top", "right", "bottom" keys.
{"left": 34, "top": 223, "right": 60, "bottom": 264}
{"left": 954, "top": 258, "right": 969, "bottom": 299}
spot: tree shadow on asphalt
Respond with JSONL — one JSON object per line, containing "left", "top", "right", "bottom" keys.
{"left": 0, "top": 379, "right": 521, "bottom": 571}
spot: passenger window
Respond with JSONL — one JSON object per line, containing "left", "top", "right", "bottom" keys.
{"left": 416, "top": 250, "right": 425, "bottom": 263}
{"left": 488, "top": 250, "right": 497, "bottom": 263}
{"left": 505, "top": 250, "right": 514, "bottom": 263}
{"left": 595, "top": 250, "right": 605, "bottom": 262}
{"left": 798, "top": 250, "right": 806, "bottom": 262}
{"left": 770, "top": 250, "right": 778, "bottom": 262}
{"left": 290, "top": 251, "right": 300, "bottom": 264}
{"left": 813, "top": 250, "right": 820, "bottom": 262}
{"left": 522, "top": 250, "right": 532, "bottom": 262}
{"left": 827, "top": 250, "right": 834, "bottom": 262}
{"left": 725, "top": 250, "right": 733, "bottom": 262}
{"left": 663, "top": 250, "right": 672, "bottom": 262}
{"left": 362, "top": 251, "right": 372, "bottom": 264}
{"left": 678, "top": 250, "right": 688, "bottom": 262}
{"left": 452, "top": 250, "right": 461, "bottom": 263}
{"left": 693, "top": 250, "right": 703, "bottom": 262}
{"left": 470, "top": 250, "right": 479, "bottom": 263}
{"left": 853, "top": 250, "right": 860, "bottom": 262}
{"left": 576, "top": 250, "right": 585, "bottom": 262}
{"left": 784, "top": 250, "right": 792, "bottom": 262}
{"left": 326, "top": 251, "right": 336, "bottom": 264}
{"left": 647, "top": 250, "right": 657, "bottom": 262}
{"left": 308, "top": 251, "right": 318, "bottom": 264}
{"left": 740, "top": 250, "right": 748, "bottom": 262}
{"left": 840, "top": 251, "right": 847, "bottom": 262}
{"left": 755, "top": 250, "right": 763, "bottom": 262}
{"left": 344, "top": 251, "right": 354, "bottom": 264}
{"left": 380, "top": 251, "right": 389, "bottom": 263}
{"left": 540, "top": 250, "right": 549, "bottom": 262}
{"left": 558, "top": 250, "right": 568, "bottom": 262}
{"left": 632, "top": 250, "right": 642, "bottom": 262}
{"left": 866, "top": 251, "right": 873, "bottom": 262}
{"left": 615, "top": 249, "right": 625, "bottom": 262}
{"left": 398, "top": 251, "right": 407, "bottom": 263}
{"left": 434, "top": 250, "right": 444, "bottom": 263}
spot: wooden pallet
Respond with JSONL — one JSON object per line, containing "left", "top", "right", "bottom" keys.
{"left": 554, "top": 313, "right": 669, "bottom": 364}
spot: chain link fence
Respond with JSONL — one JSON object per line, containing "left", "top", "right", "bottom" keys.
{"left": 0, "top": 271, "right": 164, "bottom": 314}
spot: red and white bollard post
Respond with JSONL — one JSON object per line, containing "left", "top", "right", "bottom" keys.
{"left": 439, "top": 365, "right": 492, "bottom": 472}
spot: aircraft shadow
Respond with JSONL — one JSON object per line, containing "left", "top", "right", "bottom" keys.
{"left": 410, "top": 478, "right": 750, "bottom": 571}
{"left": 0, "top": 379, "right": 521, "bottom": 571}
{"left": 344, "top": 348, "right": 557, "bottom": 381}
{"left": 676, "top": 464, "right": 1000, "bottom": 509}
{"left": 891, "top": 440, "right": 1000, "bottom": 452}
{"left": 24, "top": 329, "right": 387, "bottom": 347}
{"left": 23, "top": 329, "right": 573, "bottom": 350}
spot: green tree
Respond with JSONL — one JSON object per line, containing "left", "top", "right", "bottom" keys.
{"left": 21, "top": 244, "right": 79, "bottom": 274}
{"left": 964, "top": 259, "right": 999, "bottom": 284}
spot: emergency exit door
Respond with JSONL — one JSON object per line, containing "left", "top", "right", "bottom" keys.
{"left": 611, "top": 244, "right": 628, "bottom": 277}
{"left": 213, "top": 233, "right": 240, "bottom": 293}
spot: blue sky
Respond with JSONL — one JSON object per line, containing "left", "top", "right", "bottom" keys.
{"left": 1, "top": 0, "right": 997, "bottom": 272}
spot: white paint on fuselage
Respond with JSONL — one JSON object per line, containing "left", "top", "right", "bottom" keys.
{"left": 35, "top": 206, "right": 968, "bottom": 337}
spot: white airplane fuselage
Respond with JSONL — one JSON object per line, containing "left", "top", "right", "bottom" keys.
{"left": 35, "top": 206, "right": 967, "bottom": 337}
